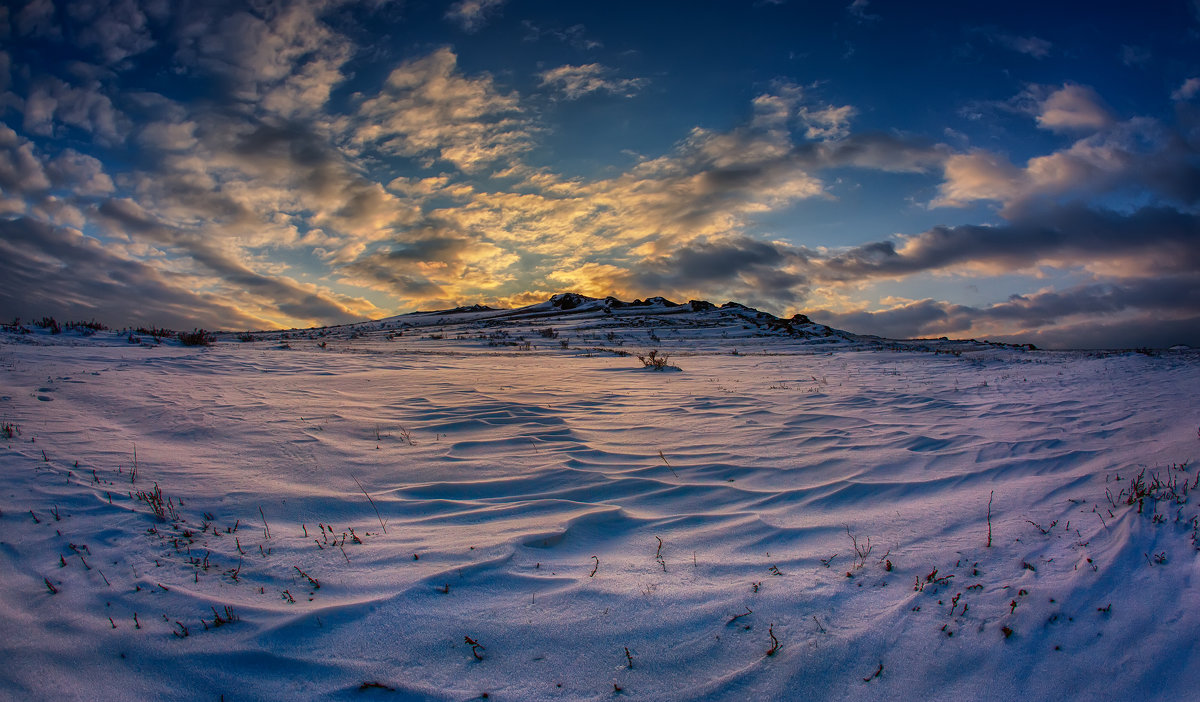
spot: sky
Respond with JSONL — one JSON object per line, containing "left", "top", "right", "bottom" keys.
{"left": 1, "top": 0, "right": 1198, "bottom": 348}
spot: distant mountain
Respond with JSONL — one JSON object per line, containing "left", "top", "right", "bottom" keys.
{"left": 375, "top": 292, "right": 856, "bottom": 342}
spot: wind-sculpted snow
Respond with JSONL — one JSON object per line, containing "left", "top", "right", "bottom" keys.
{"left": 1, "top": 319, "right": 1199, "bottom": 700}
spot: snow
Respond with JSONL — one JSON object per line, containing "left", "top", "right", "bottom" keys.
{"left": 2, "top": 304, "right": 1199, "bottom": 700}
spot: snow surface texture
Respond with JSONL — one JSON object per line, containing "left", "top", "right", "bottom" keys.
{"left": 1, "top": 297, "right": 1199, "bottom": 701}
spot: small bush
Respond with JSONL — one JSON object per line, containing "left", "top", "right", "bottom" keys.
{"left": 636, "top": 349, "right": 676, "bottom": 370}
{"left": 35, "top": 317, "right": 61, "bottom": 334}
{"left": 66, "top": 319, "right": 107, "bottom": 332}
{"left": 179, "top": 329, "right": 214, "bottom": 346}
{"left": 136, "top": 326, "right": 173, "bottom": 339}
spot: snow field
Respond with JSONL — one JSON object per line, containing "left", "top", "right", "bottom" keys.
{"left": 1, "top": 330, "right": 1198, "bottom": 700}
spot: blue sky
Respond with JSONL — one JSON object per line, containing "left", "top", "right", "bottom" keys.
{"left": 1, "top": 0, "right": 1198, "bottom": 347}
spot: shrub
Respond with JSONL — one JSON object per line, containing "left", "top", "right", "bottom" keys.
{"left": 66, "top": 319, "right": 107, "bottom": 332}
{"left": 636, "top": 349, "right": 675, "bottom": 370}
{"left": 136, "top": 326, "right": 173, "bottom": 339}
{"left": 179, "top": 329, "right": 214, "bottom": 346}
{"left": 35, "top": 317, "right": 61, "bottom": 334}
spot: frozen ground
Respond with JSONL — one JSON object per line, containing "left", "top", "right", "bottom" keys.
{"left": 1, "top": 299, "right": 1198, "bottom": 700}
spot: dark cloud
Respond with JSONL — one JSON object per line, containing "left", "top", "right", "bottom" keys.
{"left": 813, "top": 300, "right": 973, "bottom": 341}
{"left": 0, "top": 124, "right": 51, "bottom": 195}
{"left": 820, "top": 205, "right": 1200, "bottom": 280}
{"left": 629, "top": 236, "right": 809, "bottom": 308}
{"left": 999, "top": 315, "right": 1200, "bottom": 349}
{"left": 15, "top": 0, "right": 60, "bottom": 39}
{"left": 0, "top": 216, "right": 266, "bottom": 329}
{"left": 794, "top": 131, "right": 948, "bottom": 173}
{"left": 340, "top": 260, "right": 447, "bottom": 299}
{"left": 67, "top": 0, "right": 157, "bottom": 65}
{"left": 337, "top": 226, "right": 484, "bottom": 299}
{"left": 92, "top": 198, "right": 368, "bottom": 325}
{"left": 812, "top": 276, "right": 1200, "bottom": 348}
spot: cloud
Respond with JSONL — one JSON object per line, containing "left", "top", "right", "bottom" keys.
{"left": 1172, "top": 77, "right": 1200, "bottom": 101}
{"left": 0, "top": 216, "right": 272, "bottom": 329}
{"left": 932, "top": 149, "right": 1023, "bottom": 207}
{"left": 445, "top": 0, "right": 505, "bottom": 32}
{"left": 67, "top": 0, "right": 156, "bottom": 65}
{"left": 934, "top": 104, "right": 1200, "bottom": 212}
{"left": 539, "top": 64, "right": 646, "bottom": 100}
{"left": 820, "top": 205, "right": 1200, "bottom": 281}
{"left": 46, "top": 148, "right": 115, "bottom": 195}
{"left": 21, "top": 77, "right": 129, "bottom": 144}
{"left": 174, "top": 0, "right": 353, "bottom": 117}
{"left": 339, "top": 222, "right": 520, "bottom": 305}
{"left": 1033, "top": 84, "right": 1113, "bottom": 133}
{"left": 811, "top": 277, "right": 1200, "bottom": 348}
{"left": 0, "top": 123, "right": 51, "bottom": 197}
{"left": 338, "top": 82, "right": 942, "bottom": 305}
{"left": 350, "top": 47, "right": 530, "bottom": 172}
{"left": 626, "top": 236, "right": 811, "bottom": 306}
{"left": 846, "top": 0, "right": 879, "bottom": 21}
{"left": 990, "top": 32, "right": 1052, "bottom": 58}
{"left": 797, "top": 104, "right": 856, "bottom": 140}
{"left": 1120, "top": 45, "right": 1151, "bottom": 66}
{"left": 521, "top": 22, "right": 602, "bottom": 50}
{"left": 90, "top": 197, "right": 378, "bottom": 326}
{"left": 136, "top": 119, "right": 199, "bottom": 151}
{"left": 15, "top": 0, "right": 59, "bottom": 38}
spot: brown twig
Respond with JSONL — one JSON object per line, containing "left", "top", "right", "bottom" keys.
{"left": 465, "top": 635, "right": 485, "bottom": 660}
{"left": 258, "top": 506, "right": 271, "bottom": 539}
{"left": 863, "top": 662, "right": 884, "bottom": 682}
{"left": 658, "top": 450, "right": 678, "bottom": 478}
{"left": 351, "top": 474, "right": 388, "bottom": 534}
{"left": 986, "top": 490, "right": 994, "bottom": 547}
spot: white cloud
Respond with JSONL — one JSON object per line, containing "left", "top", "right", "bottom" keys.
{"left": 931, "top": 150, "right": 1022, "bottom": 208}
{"left": 1171, "top": 77, "right": 1200, "bottom": 101}
{"left": 1034, "top": 84, "right": 1113, "bottom": 133}
{"left": 933, "top": 115, "right": 1189, "bottom": 213}
{"left": 21, "top": 77, "right": 128, "bottom": 144}
{"left": 445, "top": 0, "right": 505, "bottom": 32}
{"left": 0, "top": 123, "right": 51, "bottom": 196}
{"left": 351, "top": 47, "right": 530, "bottom": 172}
{"left": 136, "top": 120, "right": 199, "bottom": 151}
{"left": 847, "top": 0, "right": 879, "bottom": 21}
{"left": 993, "top": 33, "right": 1051, "bottom": 58}
{"left": 46, "top": 148, "right": 115, "bottom": 195}
{"left": 539, "top": 64, "right": 646, "bottom": 100}
{"left": 797, "top": 104, "right": 856, "bottom": 140}
{"left": 175, "top": 1, "right": 353, "bottom": 117}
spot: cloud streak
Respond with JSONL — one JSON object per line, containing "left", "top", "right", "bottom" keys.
{"left": 539, "top": 64, "right": 646, "bottom": 99}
